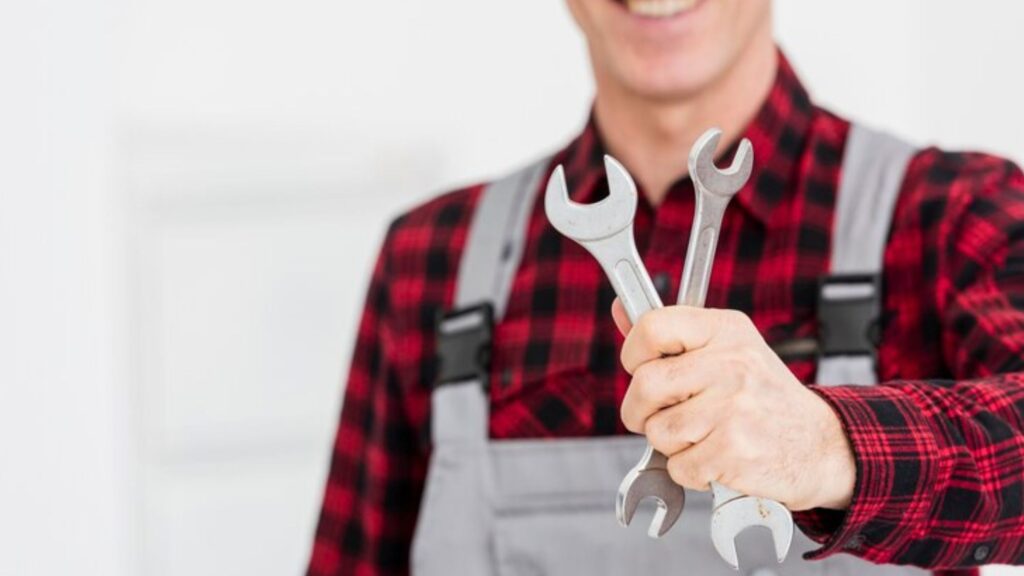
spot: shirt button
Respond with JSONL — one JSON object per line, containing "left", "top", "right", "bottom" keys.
{"left": 653, "top": 272, "right": 670, "bottom": 298}
{"left": 973, "top": 544, "right": 991, "bottom": 562}
{"left": 843, "top": 533, "right": 865, "bottom": 551}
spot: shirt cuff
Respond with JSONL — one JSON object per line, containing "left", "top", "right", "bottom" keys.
{"left": 796, "top": 383, "right": 945, "bottom": 562}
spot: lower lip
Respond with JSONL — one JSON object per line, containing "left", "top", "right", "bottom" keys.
{"left": 611, "top": 0, "right": 709, "bottom": 28}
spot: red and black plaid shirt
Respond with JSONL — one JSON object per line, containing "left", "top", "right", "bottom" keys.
{"left": 308, "top": 55, "right": 1024, "bottom": 575}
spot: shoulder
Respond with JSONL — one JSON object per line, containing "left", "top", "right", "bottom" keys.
{"left": 907, "top": 147, "right": 1023, "bottom": 196}
{"left": 381, "top": 155, "right": 555, "bottom": 267}
{"left": 899, "top": 146, "right": 1024, "bottom": 229}
{"left": 365, "top": 184, "right": 486, "bottom": 343}
{"left": 380, "top": 183, "right": 485, "bottom": 270}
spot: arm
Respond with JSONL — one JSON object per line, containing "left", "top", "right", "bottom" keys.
{"left": 614, "top": 155, "right": 1024, "bottom": 569}
{"left": 796, "top": 157, "right": 1024, "bottom": 567}
{"left": 308, "top": 221, "right": 428, "bottom": 576}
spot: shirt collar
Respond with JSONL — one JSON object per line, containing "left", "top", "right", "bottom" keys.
{"left": 557, "top": 51, "right": 813, "bottom": 226}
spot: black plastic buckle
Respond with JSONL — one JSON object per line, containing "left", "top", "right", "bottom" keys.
{"left": 817, "top": 274, "right": 881, "bottom": 358}
{"left": 435, "top": 303, "right": 494, "bottom": 389}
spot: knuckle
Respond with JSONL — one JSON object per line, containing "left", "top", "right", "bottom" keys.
{"left": 631, "top": 363, "right": 655, "bottom": 399}
{"left": 638, "top": 361, "right": 670, "bottom": 402}
{"left": 620, "top": 390, "right": 642, "bottom": 434}
{"left": 660, "top": 357, "right": 684, "bottom": 394}
{"left": 644, "top": 417, "right": 667, "bottom": 451}
{"left": 667, "top": 456, "right": 697, "bottom": 489}
{"left": 726, "top": 352, "right": 749, "bottom": 375}
{"left": 731, "top": 389, "right": 757, "bottom": 416}
{"left": 619, "top": 405, "right": 637, "bottom": 434}
{"left": 718, "top": 309, "right": 754, "bottom": 338}
{"left": 619, "top": 344, "right": 631, "bottom": 372}
{"left": 722, "top": 420, "right": 747, "bottom": 449}
{"left": 646, "top": 413, "right": 680, "bottom": 453}
{"left": 724, "top": 422, "right": 756, "bottom": 463}
{"left": 720, "top": 352, "right": 751, "bottom": 388}
{"left": 635, "top": 312, "right": 660, "bottom": 342}
{"left": 725, "top": 347, "right": 763, "bottom": 387}
{"left": 729, "top": 309, "right": 754, "bottom": 328}
{"left": 720, "top": 308, "right": 742, "bottom": 323}
{"left": 671, "top": 456, "right": 712, "bottom": 491}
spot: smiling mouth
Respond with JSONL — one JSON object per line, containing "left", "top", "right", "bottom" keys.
{"left": 616, "top": 0, "right": 701, "bottom": 18}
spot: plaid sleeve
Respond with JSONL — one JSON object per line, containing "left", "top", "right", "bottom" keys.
{"left": 307, "top": 219, "right": 428, "bottom": 576}
{"left": 794, "top": 154, "right": 1024, "bottom": 569}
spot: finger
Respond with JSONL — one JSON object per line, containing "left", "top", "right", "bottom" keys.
{"left": 620, "top": 306, "right": 726, "bottom": 374}
{"left": 619, "top": 348, "right": 720, "bottom": 433}
{"left": 611, "top": 298, "right": 631, "bottom": 336}
{"left": 642, "top": 385, "right": 729, "bottom": 456}
{"left": 666, "top": 431, "right": 726, "bottom": 492}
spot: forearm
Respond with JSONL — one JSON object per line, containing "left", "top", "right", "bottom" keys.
{"left": 795, "top": 375, "right": 1024, "bottom": 568}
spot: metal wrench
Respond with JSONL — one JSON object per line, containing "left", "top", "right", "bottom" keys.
{"left": 544, "top": 155, "right": 685, "bottom": 538}
{"left": 683, "top": 128, "right": 794, "bottom": 569}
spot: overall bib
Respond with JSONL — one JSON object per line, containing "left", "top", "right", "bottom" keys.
{"left": 411, "top": 124, "right": 930, "bottom": 576}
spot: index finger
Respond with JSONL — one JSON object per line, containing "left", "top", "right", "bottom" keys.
{"left": 611, "top": 298, "right": 631, "bottom": 336}
{"left": 620, "top": 306, "right": 723, "bottom": 374}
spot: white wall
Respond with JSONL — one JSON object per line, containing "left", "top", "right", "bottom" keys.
{"left": 775, "top": 1, "right": 1024, "bottom": 163}
{"left": 0, "top": 1, "right": 133, "bottom": 575}
{"left": 4, "top": 1, "right": 1024, "bottom": 575}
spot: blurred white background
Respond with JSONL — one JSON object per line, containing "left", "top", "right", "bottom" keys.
{"left": 2, "top": 1, "right": 1023, "bottom": 575}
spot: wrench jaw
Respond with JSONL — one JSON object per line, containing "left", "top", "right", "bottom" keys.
{"left": 688, "top": 128, "right": 754, "bottom": 199}
{"left": 545, "top": 156, "right": 663, "bottom": 324}
{"left": 543, "top": 157, "right": 637, "bottom": 242}
{"left": 710, "top": 497, "right": 795, "bottom": 569}
{"left": 616, "top": 469, "right": 686, "bottom": 538}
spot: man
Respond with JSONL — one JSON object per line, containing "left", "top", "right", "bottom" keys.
{"left": 308, "top": 1, "right": 1024, "bottom": 575}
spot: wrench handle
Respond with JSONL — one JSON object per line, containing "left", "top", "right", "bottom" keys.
{"left": 710, "top": 480, "right": 744, "bottom": 504}
{"left": 586, "top": 228, "right": 663, "bottom": 325}
{"left": 679, "top": 190, "right": 731, "bottom": 309}
{"left": 683, "top": 178, "right": 792, "bottom": 549}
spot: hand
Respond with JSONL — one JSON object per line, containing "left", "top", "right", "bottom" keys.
{"left": 612, "top": 299, "right": 856, "bottom": 511}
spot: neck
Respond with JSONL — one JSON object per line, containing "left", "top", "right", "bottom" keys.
{"left": 592, "top": 35, "right": 778, "bottom": 205}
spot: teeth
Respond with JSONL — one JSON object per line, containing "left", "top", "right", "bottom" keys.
{"left": 626, "top": 0, "right": 698, "bottom": 17}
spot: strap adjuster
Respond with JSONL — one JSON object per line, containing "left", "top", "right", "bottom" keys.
{"left": 435, "top": 303, "right": 494, "bottom": 388}
{"left": 817, "top": 274, "right": 881, "bottom": 358}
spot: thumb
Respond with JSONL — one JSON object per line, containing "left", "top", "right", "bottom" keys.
{"left": 611, "top": 298, "right": 632, "bottom": 335}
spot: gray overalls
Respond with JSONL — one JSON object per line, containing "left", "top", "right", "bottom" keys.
{"left": 411, "top": 124, "right": 930, "bottom": 576}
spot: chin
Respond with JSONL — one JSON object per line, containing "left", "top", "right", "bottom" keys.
{"left": 608, "top": 40, "right": 727, "bottom": 100}
{"left": 571, "top": 0, "right": 771, "bottom": 100}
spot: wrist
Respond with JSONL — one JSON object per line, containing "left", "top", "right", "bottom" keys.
{"left": 811, "top": 396, "right": 856, "bottom": 510}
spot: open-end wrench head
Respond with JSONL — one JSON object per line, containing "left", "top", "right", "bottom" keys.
{"left": 710, "top": 497, "right": 794, "bottom": 569}
{"left": 616, "top": 470, "right": 685, "bottom": 538}
{"left": 544, "top": 156, "right": 637, "bottom": 242}
{"left": 688, "top": 128, "right": 754, "bottom": 199}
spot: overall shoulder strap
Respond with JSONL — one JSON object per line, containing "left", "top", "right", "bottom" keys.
{"left": 816, "top": 123, "right": 917, "bottom": 386}
{"left": 455, "top": 157, "right": 550, "bottom": 317}
{"left": 432, "top": 156, "right": 550, "bottom": 444}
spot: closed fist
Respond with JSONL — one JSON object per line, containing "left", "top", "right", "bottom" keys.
{"left": 612, "top": 300, "right": 856, "bottom": 511}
